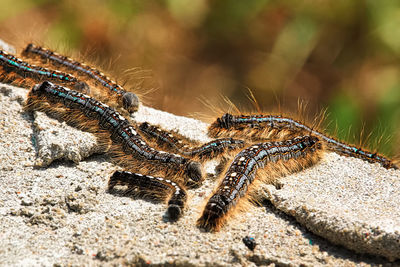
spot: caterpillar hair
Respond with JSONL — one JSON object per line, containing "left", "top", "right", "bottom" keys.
{"left": 197, "top": 135, "right": 323, "bottom": 232}
{"left": 209, "top": 113, "right": 398, "bottom": 170}
{"left": 0, "top": 49, "right": 88, "bottom": 92}
{"left": 25, "top": 81, "right": 203, "bottom": 185}
{"left": 22, "top": 44, "right": 139, "bottom": 113}
{"left": 138, "top": 122, "right": 246, "bottom": 160}
{"left": 108, "top": 171, "right": 187, "bottom": 221}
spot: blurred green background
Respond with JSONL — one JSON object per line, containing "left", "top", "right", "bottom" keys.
{"left": 0, "top": 0, "right": 399, "bottom": 155}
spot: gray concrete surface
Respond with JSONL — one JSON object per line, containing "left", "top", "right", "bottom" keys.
{"left": 1, "top": 82, "right": 400, "bottom": 266}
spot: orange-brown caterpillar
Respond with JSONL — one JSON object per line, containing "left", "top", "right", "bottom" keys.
{"left": 209, "top": 113, "right": 398, "bottom": 170}
{"left": 0, "top": 49, "right": 89, "bottom": 92}
{"left": 25, "top": 81, "right": 203, "bottom": 186}
{"left": 22, "top": 44, "right": 139, "bottom": 113}
{"left": 138, "top": 122, "right": 245, "bottom": 160}
{"left": 108, "top": 171, "right": 187, "bottom": 220}
{"left": 197, "top": 135, "right": 323, "bottom": 231}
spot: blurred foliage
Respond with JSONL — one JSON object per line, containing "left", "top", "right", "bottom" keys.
{"left": 0, "top": 0, "right": 399, "bottom": 155}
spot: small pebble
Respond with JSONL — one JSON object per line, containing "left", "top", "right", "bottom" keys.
{"left": 75, "top": 185, "right": 82, "bottom": 192}
{"left": 242, "top": 236, "right": 257, "bottom": 251}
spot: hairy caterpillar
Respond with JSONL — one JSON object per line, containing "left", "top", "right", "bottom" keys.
{"left": 0, "top": 49, "right": 88, "bottom": 92}
{"left": 22, "top": 44, "right": 139, "bottom": 113}
{"left": 209, "top": 113, "right": 398, "bottom": 170}
{"left": 25, "top": 81, "right": 203, "bottom": 185}
{"left": 108, "top": 171, "right": 187, "bottom": 220}
{"left": 197, "top": 135, "right": 322, "bottom": 231}
{"left": 138, "top": 122, "right": 246, "bottom": 160}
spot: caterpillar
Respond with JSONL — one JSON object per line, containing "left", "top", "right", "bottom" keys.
{"left": 197, "top": 135, "right": 323, "bottom": 231}
{"left": 138, "top": 122, "right": 246, "bottom": 160}
{"left": 25, "top": 81, "right": 203, "bottom": 186}
{"left": 209, "top": 113, "right": 398, "bottom": 170}
{"left": 0, "top": 49, "right": 89, "bottom": 92}
{"left": 22, "top": 44, "right": 139, "bottom": 113}
{"left": 108, "top": 171, "right": 187, "bottom": 220}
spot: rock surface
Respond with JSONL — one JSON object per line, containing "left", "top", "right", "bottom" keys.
{"left": 263, "top": 152, "right": 400, "bottom": 261}
{"left": 32, "top": 111, "right": 104, "bottom": 167}
{"left": 1, "top": 82, "right": 400, "bottom": 266}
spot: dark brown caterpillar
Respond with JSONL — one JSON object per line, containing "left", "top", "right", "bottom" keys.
{"left": 108, "top": 171, "right": 187, "bottom": 220}
{"left": 25, "top": 81, "right": 203, "bottom": 186}
{"left": 197, "top": 135, "right": 322, "bottom": 231}
{"left": 209, "top": 113, "right": 398, "bottom": 170}
{"left": 22, "top": 44, "right": 139, "bottom": 113}
{"left": 0, "top": 49, "right": 88, "bottom": 92}
{"left": 138, "top": 122, "right": 246, "bottom": 160}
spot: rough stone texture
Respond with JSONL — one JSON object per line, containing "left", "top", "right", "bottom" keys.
{"left": 1, "top": 81, "right": 400, "bottom": 266}
{"left": 262, "top": 152, "right": 400, "bottom": 261}
{"left": 32, "top": 111, "right": 103, "bottom": 167}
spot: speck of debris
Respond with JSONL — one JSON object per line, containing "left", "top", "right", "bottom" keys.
{"left": 243, "top": 236, "right": 257, "bottom": 251}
